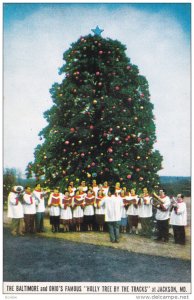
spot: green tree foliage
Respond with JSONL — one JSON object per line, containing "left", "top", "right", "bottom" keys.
{"left": 3, "top": 168, "right": 17, "bottom": 201}
{"left": 26, "top": 32, "right": 163, "bottom": 190}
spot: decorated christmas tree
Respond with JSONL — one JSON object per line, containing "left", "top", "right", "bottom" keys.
{"left": 26, "top": 26, "right": 163, "bottom": 191}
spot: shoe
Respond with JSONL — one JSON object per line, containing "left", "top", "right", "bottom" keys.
{"left": 135, "top": 230, "right": 139, "bottom": 235}
{"left": 115, "top": 240, "right": 119, "bottom": 243}
{"left": 110, "top": 240, "right": 115, "bottom": 243}
{"left": 19, "top": 233, "right": 24, "bottom": 236}
{"left": 11, "top": 231, "right": 17, "bottom": 236}
{"left": 155, "top": 237, "right": 162, "bottom": 242}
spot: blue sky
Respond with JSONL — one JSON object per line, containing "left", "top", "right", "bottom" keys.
{"left": 3, "top": 2, "right": 191, "bottom": 177}
{"left": 3, "top": 3, "right": 191, "bottom": 32}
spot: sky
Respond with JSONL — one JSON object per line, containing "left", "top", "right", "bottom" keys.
{"left": 3, "top": 2, "right": 191, "bottom": 177}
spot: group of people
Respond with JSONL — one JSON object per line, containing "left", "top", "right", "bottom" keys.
{"left": 7, "top": 180, "right": 187, "bottom": 245}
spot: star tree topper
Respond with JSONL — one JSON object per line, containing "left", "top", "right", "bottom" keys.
{"left": 91, "top": 25, "right": 104, "bottom": 36}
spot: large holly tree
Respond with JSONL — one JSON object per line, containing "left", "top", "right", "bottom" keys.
{"left": 26, "top": 26, "right": 163, "bottom": 191}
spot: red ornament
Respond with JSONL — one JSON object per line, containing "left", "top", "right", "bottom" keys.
{"left": 99, "top": 50, "right": 103, "bottom": 55}
{"left": 90, "top": 125, "right": 94, "bottom": 129}
{"left": 108, "top": 147, "right": 113, "bottom": 153}
{"left": 145, "top": 137, "right": 150, "bottom": 142}
{"left": 136, "top": 168, "right": 140, "bottom": 172}
{"left": 96, "top": 71, "right": 100, "bottom": 76}
{"left": 115, "top": 86, "right": 120, "bottom": 91}
{"left": 65, "top": 141, "right": 70, "bottom": 145}
{"left": 70, "top": 128, "right": 75, "bottom": 133}
{"left": 139, "top": 177, "right": 144, "bottom": 181}
{"left": 109, "top": 158, "right": 113, "bottom": 163}
{"left": 127, "top": 66, "right": 131, "bottom": 70}
{"left": 91, "top": 162, "right": 95, "bottom": 167}
{"left": 127, "top": 174, "right": 132, "bottom": 179}
{"left": 81, "top": 153, "right": 85, "bottom": 157}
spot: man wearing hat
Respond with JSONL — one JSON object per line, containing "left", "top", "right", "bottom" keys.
{"left": 7, "top": 186, "right": 24, "bottom": 236}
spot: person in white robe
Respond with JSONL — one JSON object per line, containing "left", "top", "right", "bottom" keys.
{"left": 98, "top": 187, "right": 123, "bottom": 243}
{"left": 170, "top": 194, "right": 187, "bottom": 245}
{"left": 23, "top": 186, "right": 36, "bottom": 233}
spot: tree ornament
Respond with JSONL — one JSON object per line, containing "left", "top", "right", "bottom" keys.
{"left": 65, "top": 141, "right": 70, "bottom": 145}
{"left": 93, "top": 99, "right": 97, "bottom": 105}
{"left": 109, "top": 158, "right": 113, "bottom": 163}
{"left": 91, "top": 26, "right": 104, "bottom": 36}
{"left": 108, "top": 147, "right": 113, "bottom": 153}
{"left": 127, "top": 174, "right": 132, "bottom": 179}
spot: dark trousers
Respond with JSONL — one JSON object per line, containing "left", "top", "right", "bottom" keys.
{"left": 172, "top": 225, "right": 186, "bottom": 245}
{"left": 24, "top": 214, "right": 35, "bottom": 233}
{"left": 156, "top": 219, "right": 169, "bottom": 241}
{"left": 107, "top": 221, "right": 120, "bottom": 242}
{"left": 36, "top": 212, "right": 45, "bottom": 232}
{"left": 50, "top": 216, "right": 60, "bottom": 232}
{"left": 128, "top": 215, "right": 138, "bottom": 229}
{"left": 140, "top": 217, "right": 152, "bottom": 236}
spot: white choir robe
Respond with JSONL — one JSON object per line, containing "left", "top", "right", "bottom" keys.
{"left": 94, "top": 198, "right": 105, "bottom": 215}
{"left": 102, "top": 186, "right": 109, "bottom": 196}
{"left": 119, "top": 196, "right": 127, "bottom": 219}
{"left": 100, "top": 195, "right": 123, "bottom": 222}
{"left": 72, "top": 195, "right": 85, "bottom": 218}
{"left": 60, "top": 199, "right": 73, "bottom": 220}
{"left": 92, "top": 186, "right": 99, "bottom": 198}
{"left": 138, "top": 196, "right": 153, "bottom": 218}
{"left": 32, "top": 190, "right": 46, "bottom": 213}
{"left": 7, "top": 192, "right": 24, "bottom": 219}
{"left": 155, "top": 196, "right": 171, "bottom": 220}
{"left": 23, "top": 193, "right": 36, "bottom": 215}
{"left": 170, "top": 202, "right": 187, "bottom": 226}
{"left": 48, "top": 193, "right": 61, "bottom": 216}
{"left": 126, "top": 195, "right": 139, "bottom": 216}
{"left": 84, "top": 197, "right": 95, "bottom": 216}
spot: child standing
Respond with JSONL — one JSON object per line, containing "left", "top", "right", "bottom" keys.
{"left": 60, "top": 191, "right": 73, "bottom": 232}
{"left": 84, "top": 190, "right": 95, "bottom": 231}
{"left": 170, "top": 194, "right": 187, "bottom": 245}
{"left": 72, "top": 190, "right": 85, "bottom": 232}
{"left": 119, "top": 190, "right": 128, "bottom": 233}
{"left": 126, "top": 189, "right": 139, "bottom": 234}
{"left": 48, "top": 188, "right": 61, "bottom": 233}
{"left": 95, "top": 190, "right": 105, "bottom": 232}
